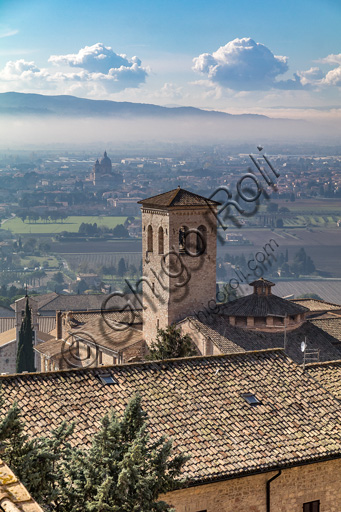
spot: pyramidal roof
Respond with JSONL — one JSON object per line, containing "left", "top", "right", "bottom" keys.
{"left": 138, "top": 187, "right": 220, "bottom": 208}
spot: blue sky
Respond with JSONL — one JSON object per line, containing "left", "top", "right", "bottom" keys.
{"left": 0, "top": 0, "right": 340, "bottom": 119}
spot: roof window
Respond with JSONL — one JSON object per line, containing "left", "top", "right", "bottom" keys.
{"left": 241, "top": 393, "right": 261, "bottom": 406}
{"left": 98, "top": 374, "right": 117, "bottom": 385}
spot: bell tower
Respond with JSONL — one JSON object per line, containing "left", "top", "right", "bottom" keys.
{"left": 138, "top": 187, "right": 219, "bottom": 345}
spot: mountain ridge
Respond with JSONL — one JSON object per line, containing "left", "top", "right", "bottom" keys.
{"left": 0, "top": 92, "right": 287, "bottom": 121}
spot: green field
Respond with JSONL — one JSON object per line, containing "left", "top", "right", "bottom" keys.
{"left": 2, "top": 216, "right": 128, "bottom": 234}
{"left": 19, "top": 255, "right": 59, "bottom": 268}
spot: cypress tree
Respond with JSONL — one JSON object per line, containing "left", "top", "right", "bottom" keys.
{"left": 16, "top": 298, "right": 35, "bottom": 373}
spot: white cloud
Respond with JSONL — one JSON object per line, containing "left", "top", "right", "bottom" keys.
{"left": 0, "top": 28, "right": 19, "bottom": 38}
{"left": 319, "top": 53, "right": 341, "bottom": 65}
{"left": 322, "top": 66, "right": 341, "bottom": 86}
{"left": 0, "top": 59, "right": 51, "bottom": 91}
{"left": 296, "top": 67, "right": 324, "bottom": 86}
{"left": 0, "top": 43, "right": 148, "bottom": 95}
{"left": 193, "top": 38, "right": 296, "bottom": 91}
{"left": 48, "top": 43, "right": 140, "bottom": 73}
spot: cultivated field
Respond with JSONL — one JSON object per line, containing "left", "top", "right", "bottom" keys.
{"left": 3, "top": 216, "right": 128, "bottom": 234}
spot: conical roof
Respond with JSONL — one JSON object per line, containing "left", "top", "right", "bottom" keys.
{"left": 138, "top": 187, "right": 220, "bottom": 208}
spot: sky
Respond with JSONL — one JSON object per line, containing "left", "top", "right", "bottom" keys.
{"left": 0, "top": 0, "right": 340, "bottom": 121}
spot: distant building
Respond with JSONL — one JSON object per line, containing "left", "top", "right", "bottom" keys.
{"left": 89, "top": 151, "right": 122, "bottom": 189}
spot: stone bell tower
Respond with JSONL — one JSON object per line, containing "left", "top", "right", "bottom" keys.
{"left": 138, "top": 187, "right": 219, "bottom": 345}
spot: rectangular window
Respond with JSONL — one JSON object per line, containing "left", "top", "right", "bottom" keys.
{"left": 98, "top": 351, "right": 103, "bottom": 365}
{"left": 86, "top": 346, "right": 91, "bottom": 359}
{"left": 303, "top": 500, "right": 320, "bottom": 512}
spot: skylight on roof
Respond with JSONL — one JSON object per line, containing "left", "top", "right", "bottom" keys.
{"left": 241, "top": 393, "right": 261, "bottom": 406}
{"left": 98, "top": 374, "right": 117, "bottom": 385}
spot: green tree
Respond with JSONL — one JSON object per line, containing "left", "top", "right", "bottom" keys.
{"left": 0, "top": 393, "right": 187, "bottom": 512}
{"left": 147, "top": 325, "right": 197, "bottom": 360}
{"left": 113, "top": 224, "right": 129, "bottom": 238}
{"left": 117, "top": 258, "right": 127, "bottom": 277}
{"left": 53, "top": 271, "right": 64, "bottom": 284}
{"left": 16, "top": 299, "right": 35, "bottom": 373}
{"left": 63, "top": 395, "right": 187, "bottom": 512}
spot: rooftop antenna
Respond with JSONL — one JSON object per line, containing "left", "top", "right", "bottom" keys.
{"left": 301, "top": 336, "right": 320, "bottom": 371}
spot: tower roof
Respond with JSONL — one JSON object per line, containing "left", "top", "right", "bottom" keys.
{"left": 249, "top": 278, "right": 276, "bottom": 288}
{"left": 138, "top": 187, "right": 220, "bottom": 208}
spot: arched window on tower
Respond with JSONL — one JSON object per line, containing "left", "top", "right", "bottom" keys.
{"left": 158, "top": 227, "right": 164, "bottom": 254}
{"left": 147, "top": 225, "right": 153, "bottom": 252}
{"left": 179, "top": 225, "right": 188, "bottom": 253}
{"left": 197, "top": 225, "right": 207, "bottom": 255}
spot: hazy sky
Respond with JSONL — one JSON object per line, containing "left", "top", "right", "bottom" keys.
{"left": 0, "top": 0, "right": 340, "bottom": 120}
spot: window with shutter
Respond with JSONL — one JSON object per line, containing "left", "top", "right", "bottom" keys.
{"left": 303, "top": 500, "right": 320, "bottom": 512}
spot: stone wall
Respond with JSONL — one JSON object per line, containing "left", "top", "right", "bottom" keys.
{"left": 142, "top": 206, "right": 217, "bottom": 345}
{"left": 0, "top": 342, "right": 16, "bottom": 374}
{"left": 161, "top": 459, "right": 341, "bottom": 512}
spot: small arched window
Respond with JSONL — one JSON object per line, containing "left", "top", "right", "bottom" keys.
{"left": 197, "top": 225, "right": 207, "bottom": 255}
{"left": 147, "top": 225, "right": 153, "bottom": 252}
{"left": 179, "top": 226, "right": 188, "bottom": 252}
{"left": 158, "top": 226, "right": 164, "bottom": 254}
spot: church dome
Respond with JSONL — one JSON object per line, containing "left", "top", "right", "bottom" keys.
{"left": 99, "top": 151, "right": 112, "bottom": 174}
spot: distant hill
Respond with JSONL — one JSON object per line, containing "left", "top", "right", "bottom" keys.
{"left": 0, "top": 92, "right": 272, "bottom": 120}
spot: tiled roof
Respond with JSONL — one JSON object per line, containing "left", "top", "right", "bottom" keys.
{"left": 38, "top": 316, "right": 56, "bottom": 334}
{"left": 0, "top": 319, "right": 15, "bottom": 335}
{"left": 180, "top": 317, "right": 244, "bottom": 353}
{"left": 221, "top": 293, "right": 309, "bottom": 317}
{"left": 67, "top": 318, "right": 144, "bottom": 352}
{"left": 0, "top": 306, "right": 14, "bottom": 318}
{"left": 35, "top": 338, "right": 64, "bottom": 358}
{"left": 291, "top": 298, "right": 341, "bottom": 312}
{"left": 306, "top": 360, "right": 341, "bottom": 400}
{"left": 310, "top": 317, "right": 341, "bottom": 342}
{"left": 36, "top": 331, "right": 55, "bottom": 343}
{"left": 138, "top": 188, "right": 220, "bottom": 208}
{"left": 186, "top": 314, "right": 341, "bottom": 363}
{"left": 36, "top": 315, "right": 144, "bottom": 360}
{"left": 0, "top": 328, "right": 16, "bottom": 347}
{"left": 65, "top": 309, "right": 143, "bottom": 328}
{"left": 0, "top": 350, "right": 340, "bottom": 483}
{"left": 249, "top": 278, "right": 275, "bottom": 287}
{"left": 0, "top": 458, "right": 44, "bottom": 511}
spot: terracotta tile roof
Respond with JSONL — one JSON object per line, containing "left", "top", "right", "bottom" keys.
{"left": 291, "top": 298, "right": 341, "bottom": 312}
{"left": 38, "top": 316, "right": 56, "bottom": 334}
{"left": 249, "top": 278, "right": 275, "bottom": 287}
{"left": 0, "top": 349, "right": 340, "bottom": 483}
{"left": 0, "top": 459, "right": 44, "bottom": 511}
{"left": 11, "top": 293, "right": 141, "bottom": 314}
{"left": 0, "top": 328, "right": 16, "bottom": 347}
{"left": 306, "top": 360, "right": 341, "bottom": 400}
{"left": 180, "top": 317, "right": 244, "bottom": 353}
{"left": 310, "top": 317, "right": 341, "bottom": 342}
{"left": 34, "top": 338, "right": 64, "bottom": 358}
{"left": 186, "top": 314, "right": 341, "bottom": 363}
{"left": 138, "top": 187, "right": 220, "bottom": 208}
{"left": 222, "top": 293, "right": 308, "bottom": 317}
{"left": 0, "top": 318, "right": 15, "bottom": 335}
{"left": 36, "top": 331, "right": 55, "bottom": 343}
{"left": 65, "top": 309, "right": 143, "bottom": 328}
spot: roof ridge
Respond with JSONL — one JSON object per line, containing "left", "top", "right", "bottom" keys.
{"left": 305, "top": 359, "right": 341, "bottom": 368}
{"left": 0, "top": 348, "right": 286, "bottom": 379}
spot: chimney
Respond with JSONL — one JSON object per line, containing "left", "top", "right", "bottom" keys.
{"left": 56, "top": 311, "right": 63, "bottom": 340}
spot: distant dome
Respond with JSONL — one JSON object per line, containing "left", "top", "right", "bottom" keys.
{"left": 99, "top": 151, "right": 112, "bottom": 174}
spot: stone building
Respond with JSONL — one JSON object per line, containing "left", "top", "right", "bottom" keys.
{"left": 0, "top": 349, "right": 340, "bottom": 511}
{"left": 138, "top": 187, "right": 219, "bottom": 345}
